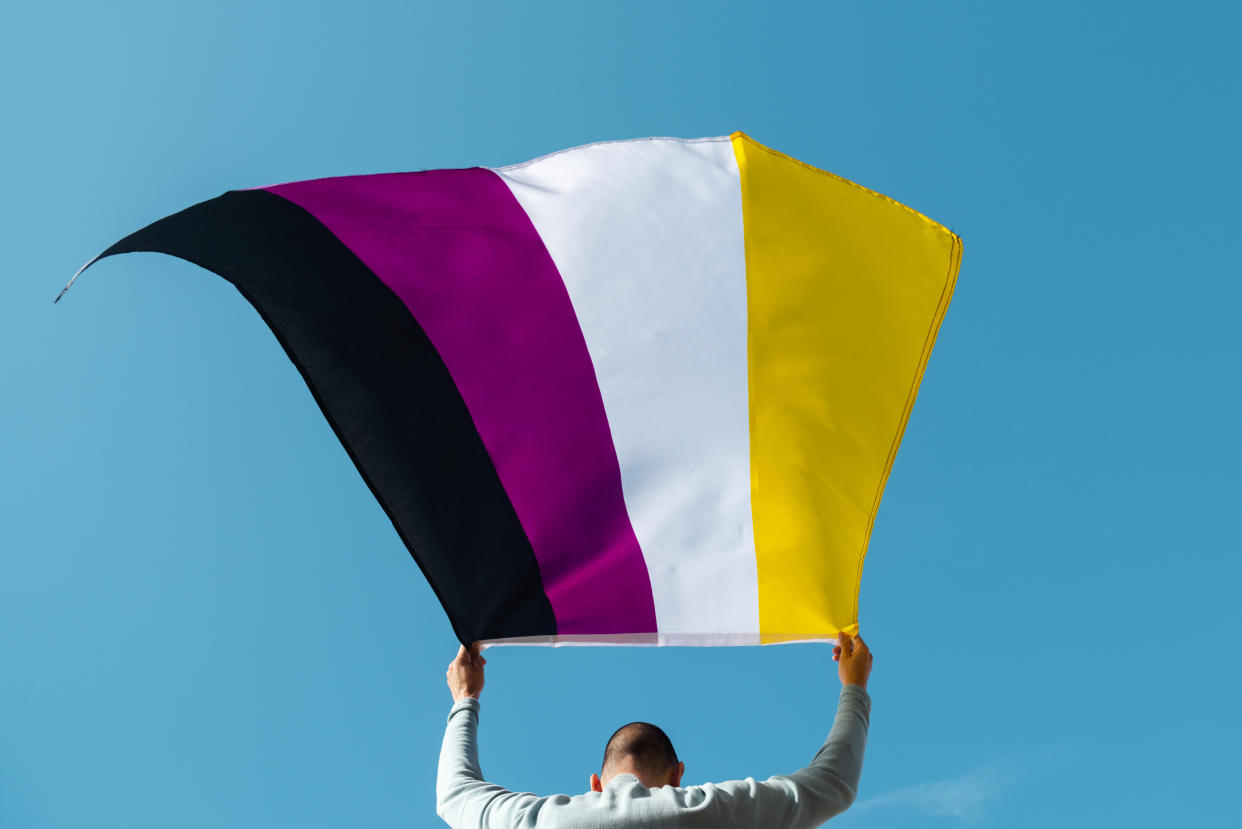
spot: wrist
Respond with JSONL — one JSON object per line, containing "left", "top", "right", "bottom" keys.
{"left": 840, "top": 681, "right": 869, "bottom": 697}
{"left": 447, "top": 696, "right": 480, "bottom": 720}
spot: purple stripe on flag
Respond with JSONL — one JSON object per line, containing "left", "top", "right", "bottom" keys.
{"left": 266, "top": 170, "right": 657, "bottom": 635}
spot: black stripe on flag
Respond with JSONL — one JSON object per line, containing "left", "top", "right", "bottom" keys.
{"left": 87, "top": 189, "right": 558, "bottom": 644}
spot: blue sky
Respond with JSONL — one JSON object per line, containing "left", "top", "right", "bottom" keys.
{"left": 3, "top": 1, "right": 1239, "bottom": 827}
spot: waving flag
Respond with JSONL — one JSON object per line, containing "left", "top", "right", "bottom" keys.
{"left": 65, "top": 133, "right": 961, "bottom": 646}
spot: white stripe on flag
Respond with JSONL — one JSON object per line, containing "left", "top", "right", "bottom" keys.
{"left": 494, "top": 136, "right": 758, "bottom": 637}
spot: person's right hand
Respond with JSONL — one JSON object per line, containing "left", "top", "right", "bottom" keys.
{"left": 832, "top": 633, "right": 872, "bottom": 690}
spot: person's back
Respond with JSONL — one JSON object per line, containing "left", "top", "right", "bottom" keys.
{"left": 435, "top": 634, "right": 873, "bottom": 829}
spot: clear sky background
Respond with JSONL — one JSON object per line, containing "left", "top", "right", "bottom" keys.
{"left": 3, "top": 1, "right": 1239, "bottom": 827}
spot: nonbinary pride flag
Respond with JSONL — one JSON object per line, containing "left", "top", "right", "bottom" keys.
{"left": 67, "top": 133, "right": 961, "bottom": 647}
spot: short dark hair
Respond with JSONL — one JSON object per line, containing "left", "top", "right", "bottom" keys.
{"left": 601, "top": 722, "right": 679, "bottom": 779}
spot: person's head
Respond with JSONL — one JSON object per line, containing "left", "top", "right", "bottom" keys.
{"left": 589, "top": 722, "right": 684, "bottom": 792}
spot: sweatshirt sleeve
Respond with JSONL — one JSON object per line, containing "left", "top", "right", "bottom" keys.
{"left": 711, "top": 684, "right": 871, "bottom": 829}
{"left": 435, "top": 698, "right": 544, "bottom": 829}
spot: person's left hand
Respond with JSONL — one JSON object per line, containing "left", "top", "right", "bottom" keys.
{"left": 446, "top": 643, "right": 486, "bottom": 702}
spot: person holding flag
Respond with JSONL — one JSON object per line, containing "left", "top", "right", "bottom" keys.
{"left": 437, "top": 635, "right": 873, "bottom": 828}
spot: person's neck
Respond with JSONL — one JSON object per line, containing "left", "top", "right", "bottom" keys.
{"left": 607, "top": 767, "right": 667, "bottom": 788}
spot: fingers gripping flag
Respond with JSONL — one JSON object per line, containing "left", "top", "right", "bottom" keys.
{"left": 66, "top": 134, "right": 961, "bottom": 646}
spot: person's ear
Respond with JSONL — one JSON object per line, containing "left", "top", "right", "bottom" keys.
{"left": 589, "top": 773, "right": 603, "bottom": 793}
{"left": 669, "top": 761, "right": 684, "bottom": 787}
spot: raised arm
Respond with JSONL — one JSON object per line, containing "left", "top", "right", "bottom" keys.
{"left": 714, "top": 634, "right": 874, "bottom": 829}
{"left": 436, "top": 645, "right": 542, "bottom": 829}
{"left": 786, "top": 635, "right": 873, "bottom": 817}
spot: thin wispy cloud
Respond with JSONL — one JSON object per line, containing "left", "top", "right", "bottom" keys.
{"left": 853, "top": 754, "right": 1044, "bottom": 823}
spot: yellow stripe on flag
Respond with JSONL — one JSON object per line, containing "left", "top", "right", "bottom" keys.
{"left": 732, "top": 133, "right": 961, "bottom": 641}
